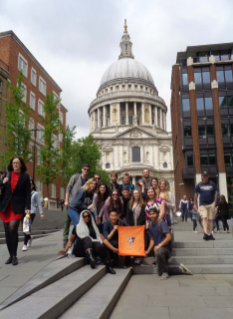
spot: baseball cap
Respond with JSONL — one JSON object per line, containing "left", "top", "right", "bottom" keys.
{"left": 202, "top": 170, "right": 209, "bottom": 176}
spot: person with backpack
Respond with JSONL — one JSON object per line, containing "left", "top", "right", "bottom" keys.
{"left": 194, "top": 171, "right": 218, "bottom": 241}
{"left": 22, "top": 179, "right": 44, "bottom": 251}
{"left": 63, "top": 164, "right": 90, "bottom": 248}
{"left": 120, "top": 173, "right": 137, "bottom": 195}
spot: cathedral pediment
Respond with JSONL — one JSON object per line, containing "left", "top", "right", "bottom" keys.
{"left": 114, "top": 127, "right": 157, "bottom": 139}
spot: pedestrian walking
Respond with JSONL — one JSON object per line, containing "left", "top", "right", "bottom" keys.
{"left": 194, "top": 171, "right": 218, "bottom": 241}
{"left": 22, "top": 179, "right": 44, "bottom": 251}
{"left": 218, "top": 195, "right": 230, "bottom": 233}
{"left": 191, "top": 206, "right": 198, "bottom": 233}
{"left": 63, "top": 164, "right": 90, "bottom": 248}
{"left": 179, "top": 195, "right": 189, "bottom": 222}
{"left": 0, "top": 156, "right": 31, "bottom": 265}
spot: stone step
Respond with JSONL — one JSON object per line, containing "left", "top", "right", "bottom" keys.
{"left": 172, "top": 247, "right": 233, "bottom": 256}
{"left": 0, "top": 265, "right": 106, "bottom": 319}
{"left": 0, "top": 257, "right": 85, "bottom": 310}
{"left": 132, "top": 263, "right": 233, "bottom": 274}
{"left": 173, "top": 241, "right": 233, "bottom": 248}
{"left": 59, "top": 268, "right": 131, "bottom": 319}
{"left": 170, "top": 255, "right": 233, "bottom": 265}
{"left": 0, "top": 229, "right": 59, "bottom": 238}
{"left": 0, "top": 234, "right": 48, "bottom": 244}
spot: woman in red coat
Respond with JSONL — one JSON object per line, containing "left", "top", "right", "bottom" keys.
{"left": 0, "top": 156, "right": 31, "bottom": 265}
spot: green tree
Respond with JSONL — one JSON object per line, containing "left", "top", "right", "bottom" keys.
{"left": 70, "top": 135, "right": 110, "bottom": 184}
{"left": 1, "top": 71, "right": 32, "bottom": 169}
{"left": 60, "top": 125, "right": 76, "bottom": 185}
{"left": 36, "top": 93, "right": 62, "bottom": 197}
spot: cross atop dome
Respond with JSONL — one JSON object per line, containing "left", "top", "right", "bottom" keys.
{"left": 119, "top": 19, "right": 134, "bottom": 60}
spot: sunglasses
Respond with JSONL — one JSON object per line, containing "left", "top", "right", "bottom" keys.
{"left": 83, "top": 215, "right": 90, "bottom": 218}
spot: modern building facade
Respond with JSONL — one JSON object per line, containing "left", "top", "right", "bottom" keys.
{"left": 171, "top": 43, "right": 233, "bottom": 207}
{"left": 89, "top": 23, "right": 174, "bottom": 192}
{"left": 0, "top": 30, "right": 67, "bottom": 209}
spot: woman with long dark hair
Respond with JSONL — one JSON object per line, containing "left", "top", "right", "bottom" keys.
{"left": 218, "top": 195, "right": 230, "bottom": 233}
{"left": 99, "top": 189, "right": 123, "bottom": 222}
{"left": 92, "top": 183, "right": 109, "bottom": 223}
{"left": 59, "top": 210, "right": 116, "bottom": 274}
{"left": 0, "top": 156, "right": 31, "bottom": 265}
{"left": 22, "top": 179, "right": 44, "bottom": 251}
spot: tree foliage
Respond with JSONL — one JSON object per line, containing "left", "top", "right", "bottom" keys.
{"left": 1, "top": 71, "right": 32, "bottom": 169}
{"left": 70, "top": 135, "right": 110, "bottom": 184}
{"left": 36, "top": 93, "right": 62, "bottom": 197}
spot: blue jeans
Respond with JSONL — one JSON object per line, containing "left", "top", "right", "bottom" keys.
{"left": 166, "top": 214, "right": 171, "bottom": 227}
{"left": 182, "top": 208, "right": 188, "bottom": 221}
{"left": 212, "top": 214, "right": 220, "bottom": 231}
{"left": 68, "top": 207, "right": 80, "bottom": 227}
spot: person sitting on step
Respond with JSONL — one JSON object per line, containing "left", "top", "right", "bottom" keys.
{"left": 58, "top": 210, "right": 116, "bottom": 274}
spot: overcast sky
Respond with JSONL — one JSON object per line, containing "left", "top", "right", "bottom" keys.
{"left": 1, "top": 0, "right": 233, "bottom": 138}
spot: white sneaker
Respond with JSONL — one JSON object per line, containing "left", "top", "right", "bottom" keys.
{"left": 193, "top": 231, "right": 198, "bottom": 233}
{"left": 27, "top": 236, "right": 33, "bottom": 247}
{"left": 22, "top": 245, "right": 27, "bottom": 251}
{"left": 179, "top": 263, "right": 193, "bottom": 275}
{"left": 160, "top": 272, "right": 169, "bottom": 280}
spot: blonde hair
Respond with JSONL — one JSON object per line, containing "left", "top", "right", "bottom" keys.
{"left": 129, "top": 189, "right": 144, "bottom": 209}
{"left": 157, "top": 179, "right": 169, "bottom": 200}
{"left": 82, "top": 178, "right": 97, "bottom": 192}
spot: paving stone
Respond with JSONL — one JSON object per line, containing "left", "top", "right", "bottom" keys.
{"left": 116, "top": 294, "right": 148, "bottom": 306}
{"left": 169, "top": 306, "right": 233, "bottom": 319}
{"left": 165, "top": 286, "right": 219, "bottom": 296}
{"left": 110, "top": 305, "right": 169, "bottom": 319}
{"left": 147, "top": 294, "right": 207, "bottom": 307}
{"left": 203, "top": 295, "right": 233, "bottom": 307}
{"left": 178, "top": 279, "right": 232, "bottom": 287}
{"left": 215, "top": 287, "right": 233, "bottom": 296}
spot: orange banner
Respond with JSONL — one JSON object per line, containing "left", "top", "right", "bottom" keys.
{"left": 118, "top": 226, "right": 145, "bottom": 256}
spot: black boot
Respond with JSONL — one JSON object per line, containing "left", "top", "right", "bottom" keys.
{"left": 86, "top": 249, "right": 95, "bottom": 269}
{"left": 5, "top": 256, "right": 12, "bottom": 264}
{"left": 104, "top": 259, "right": 116, "bottom": 274}
{"left": 12, "top": 256, "right": 18, "bottom": 266}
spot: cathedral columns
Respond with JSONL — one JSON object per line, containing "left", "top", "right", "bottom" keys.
{"left": 134, "top": 102, "right": 137, "bottom": 116}
{"left": 97, "top": 108, "right": 101, "bottom": 128}
{"left": 155, "top": 106, "right": 158, "bottom": 126}
{"left": 93, "top": 110, "right": 97, "bottom": 130}
{"left": 103, "top": 106, "right": 106, "bottom": 127}
{"left": 141, "top": 103, "right": 145, "bottom": 124}
{"left": 160, "top": 108, "right": 163, "bottom": 129}
{"left": 126, "top": 102, "right": 129, "bottom": 125}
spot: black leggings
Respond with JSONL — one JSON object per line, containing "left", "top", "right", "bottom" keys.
{"left": 193, "top": 220, "right": 197, "bottom": 231}
{"left": 3, "top": 219, "right": 21, "bottom": 257}
{"left": 82, "top": 236, "right": 108, "bottom": 260}
{"left": 23, "top": 214, "right": 35, "bottom": 245}
{"left": 222, "top": 216, "right": 229, "bottom": 231}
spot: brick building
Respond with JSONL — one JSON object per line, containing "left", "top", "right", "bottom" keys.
{"left": 0, "top": 30, "right": 67, "bottom": 209}
{"left": 171, "top": 43, "right": 233, "bottom": 207}
{"left": 0, "top": 59, "right": 9, "bottom": 164}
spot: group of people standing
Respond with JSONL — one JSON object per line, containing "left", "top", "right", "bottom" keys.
{"left": 0, "top": 156, "right": 44, "bottom": 266}
{"left": 59, "top": 166, "right": 177, "bottom": 279}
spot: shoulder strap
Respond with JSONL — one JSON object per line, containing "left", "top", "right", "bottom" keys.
{"left": 158, "top": 219, "right": 163, "bottom": 234}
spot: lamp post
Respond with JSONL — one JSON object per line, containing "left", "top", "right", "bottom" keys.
{"left": 30, "top": 128, "right": 43, "bottom": 181}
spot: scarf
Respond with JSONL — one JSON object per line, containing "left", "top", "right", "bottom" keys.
{"left": 76, "top": 210, "right": 102, "bottom": 243}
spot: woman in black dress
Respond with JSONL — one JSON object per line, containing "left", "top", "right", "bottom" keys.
{"left": 0, "top": 156, "right": 31, "bottom": 265}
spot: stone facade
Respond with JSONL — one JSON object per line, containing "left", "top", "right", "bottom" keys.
{"left": 89, "top": 23, "right": 174, "bottom": 196}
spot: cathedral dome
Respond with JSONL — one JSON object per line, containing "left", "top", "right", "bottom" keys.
{"left": 100, "top": 58, "right": 155, "bottom": 88}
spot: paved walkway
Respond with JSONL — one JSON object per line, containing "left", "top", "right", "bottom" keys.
{"left": 110, "top": 274, "right": 233, "bottom": 319}
{"left": 0, "top": 230, "right": 63, "bottom": 304}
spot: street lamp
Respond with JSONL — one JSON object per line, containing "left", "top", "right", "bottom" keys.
{"left": 30, "top": 128, "right": 43, "bottom": 181}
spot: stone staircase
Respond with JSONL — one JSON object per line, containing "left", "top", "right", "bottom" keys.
{"left": 0, "top": 257, "right": 131, "bottom": 319}
{"left": 0, "top": 209, "right": 65, "bottom": 244}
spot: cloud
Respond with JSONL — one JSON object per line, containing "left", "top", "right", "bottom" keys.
{"left": 1, "top": 0, "right": 233, "bottom": 137}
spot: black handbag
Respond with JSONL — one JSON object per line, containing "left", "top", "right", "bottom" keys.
{"left": 0, "top": 172, "right": 8, "bottom": 202}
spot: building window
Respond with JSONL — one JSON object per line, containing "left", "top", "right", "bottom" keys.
{"left": 36, "top": 181, "right": 43, "bottom": 197}
{"left": 52, "top": 135, "right": 57, "bottom": 148}
{"left": 37, "top": 124, "right": 44, "bottom": 140}
{"left": 29, "top": 118, "right": 34, "bottom": 131}
{"left": 132, "top": 147, "right": 141, "bottom": 162}
{"left": 129, "top": 116, "right": 133, "bottom": 125}
{"left": 187, "top": 154, "right": 193, "bottom": 166}
{"left": 194, "top": 67, "right": 210, "bottom": 86}
{"left": 200, "top": 154, "right": 208, "bottom": 165}
{"left": 222, "top": 124, "right": 230, "bottom": 137}
{"left": 224, "top": 153, "right": 232, "bottom": 165}
{"left": 182, "top": 98, "right": 190, "bottom": 112}
{"left": 60, "top": 187, "right": 65, "bottom": 200}
{"left": 59, "top": 133, "right": 63, "bottom": 142}
{"left": 38, "top": 99, "right": 45, "bottom": 116}
{"left": 184, "top": 125, "right": 192, "bottom": 136}
{"left": 31, "top": 68, "right": 37, "bottom": 86}
{"left": 21, "top": 83, "right": 27, "bottom": 103}
{"left": 39, "top": 76, "right": 46, "bottom": 96}
{"left": 163, "top": 162, "right": 167, "bottom": 168}
{"left": 122, "top": 116, "right": 126, "bottom": 125}
{"left": 194, "top": 72, "right": 202, "bottom": 85}
{"left": 30, "top": 92, "right": 36, "bottom": 110}
{"left": 51, "top": 184, "right": 56, "bottom": 198}
{"left": 216, "top": 66, "right": 233, "bottom": 84}
{"left": 198, "top": 124, "right": 214, "bottom": 138}
{"left": 182, "top": 73, "right": 188, "bottom": 85}
{"left": 196, "top": 96, "right": 213, "bottom": 112}
{"left": 59, "top": 112, "right": 63, "bottom": 124}
{"left": 196, "top": 98, "right": 204, "bottom": 111}
{"left": 18, "top": 53, "right": 28, "bottom": 77}
{"left": 200, "top": 153, "right": 216, "bottom": 165}
{"left": 105, "top": 163, "right": 110, "bottom": 169}
{"left": 37, "top": 147, "right": 42, "bottom": 165}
